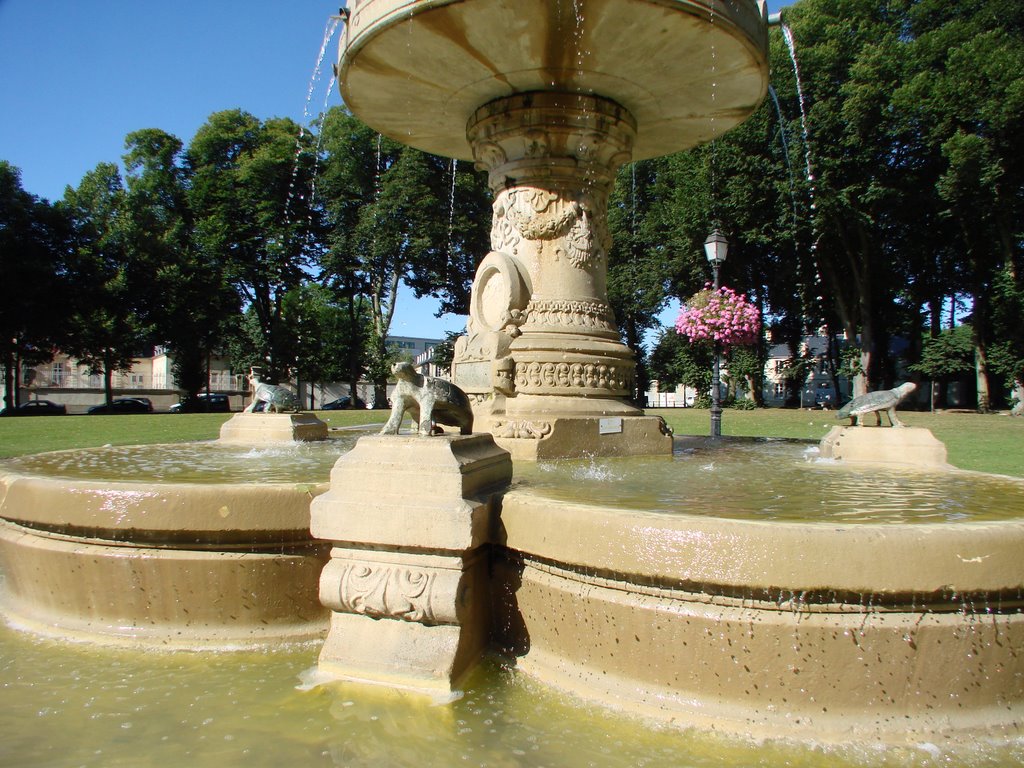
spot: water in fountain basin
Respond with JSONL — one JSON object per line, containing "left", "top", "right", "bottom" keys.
{"left": 0, "top": 434, "right": 363, "bottom": 485}
{"left": 517, "top": 438, "right": 1024, "bottom": 524}
{"left": 2, "top": 620, "right": 1020, "bottom": 768}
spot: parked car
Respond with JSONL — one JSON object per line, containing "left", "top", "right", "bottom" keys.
{"left": 86, "top": 398, "right": 154, "bottom": 415}
{"left": 0, "top": 399, "right": 67, "bottom": 416}
{"left": 169, "top": 393, "right": 231, "bottom": 413}
{"left": 813, "top": 382, "right": 836, "bottom": 409}
{"left": 321, "top": 396, "right": 368, "bottom": 410}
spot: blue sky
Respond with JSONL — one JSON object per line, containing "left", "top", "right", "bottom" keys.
{"left": 0, "top": 0, "right": 791, "bottom": 341}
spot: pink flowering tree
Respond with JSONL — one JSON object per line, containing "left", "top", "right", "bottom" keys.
{"left": 675, "top": 284, "right": 761, "bottom": 348}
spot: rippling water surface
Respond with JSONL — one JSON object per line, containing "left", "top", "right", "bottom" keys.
{"left": 515, "top": 438, "right": 1024, "bottom": 524}
{"left": 0, "top": 620, "right": 1019, "bottom": 768}
{"left": 0, "top": 434, "right": 365, "bottom": 484}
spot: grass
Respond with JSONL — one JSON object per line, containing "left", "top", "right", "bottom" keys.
{"left": 0, "top": 409, "right": 389, "bottom": 459}
{"left": 652, "top": 407, "right": 1024, "bottom": 478}
{"left": 1, "top": 407, "right": 1020, "bottom": 478}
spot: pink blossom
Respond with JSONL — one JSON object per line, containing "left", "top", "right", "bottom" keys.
{"left": 675, "top": 286, "right": 761, "bottom": 347}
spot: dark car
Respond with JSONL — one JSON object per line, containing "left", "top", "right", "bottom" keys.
{"left": 321, "top": 396, "right": 367, "bottom": 410}
{"left": 86, "top": 398, "right": 154, "bottom": 415}
{"left": 169, "top": 393, "right": 231, "bottom": 413}
{"left": 0, "top": 399, "right": 67, "bottom": 416}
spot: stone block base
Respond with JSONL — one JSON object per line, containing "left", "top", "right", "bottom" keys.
{"left": 316, "top": 546, "right": 492, "bottom": 692}
{"left": 819, "top": 425, "right": 949, "bottom": 469}
{"left": 487, "top": 414, "right": 673, "bottom": 461}
{"left": 311, "top": 434, "right": 512, "bottom": 695}
{"left": 218, "top": 412, "right": 328, "bottom": 444}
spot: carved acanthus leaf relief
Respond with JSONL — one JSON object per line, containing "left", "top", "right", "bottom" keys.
{"left": 514, "top": 362, "right": 634, "bottom": 393}
{"left": 492, "top": 420, "right": 553, "bottom": 440}
{"left": 491, "top": 197, "right": 523, "bottom": 255}
{"left": 334, "top": 562, "right": 442, "bottom": 623}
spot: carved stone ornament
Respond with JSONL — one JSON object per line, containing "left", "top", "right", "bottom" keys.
{"left": 504, "top": 188, "right": 580, "bottom": 241}
{"left": 490, "top": 197, "right": 523, "bottom": 254}
{"left": 514, "top": 361, "right": 633, "bottom": 393}
{"left": 523, "top": 299, "right": 617, "bottom": 333}
{"left": 492, "top": 420, "right": 553, "bottom": 440}
{"left": 324, "top": 560, "right": 453, "bottom": 624}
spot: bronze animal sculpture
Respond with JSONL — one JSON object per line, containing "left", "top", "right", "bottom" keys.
{"left": 837, "top": 382, "right": 916, "bottom": 427}
{"left": 381, "top": 362, "right": 474, "bottom": 436}
{"left": 244, "top": 369, "right": 300, "bottom": 414}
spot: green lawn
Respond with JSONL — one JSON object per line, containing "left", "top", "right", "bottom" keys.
{"left": 0, "top": 410, "right": 389, "bottom": 459}
{"left": 1, "top": 407, "right": 1020, "bottom": 478}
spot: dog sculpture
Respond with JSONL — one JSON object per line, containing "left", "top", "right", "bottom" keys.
{"left": 380, "top": 362, "right": 473, "bottom": 436}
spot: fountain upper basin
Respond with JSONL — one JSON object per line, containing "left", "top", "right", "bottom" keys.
{"left": 339, "top": 0, "right": 769, "bottom": 160}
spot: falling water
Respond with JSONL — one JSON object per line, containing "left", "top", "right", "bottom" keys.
{"left": 284, "top": 15, "right": 343, "bottom": 229}
{"left": 446, "top": 158, "right": 458, "bottom": 259}
{"left": 779, "top": 22, "right": 827, "bottom": 327}
{"left": 780, "top": 25, "right": 815, "bottom": 206}
{"left": 767, "top": 84, "right": 799, "bottom": 229}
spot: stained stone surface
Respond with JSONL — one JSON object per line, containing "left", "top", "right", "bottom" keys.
{"left": 338, "top": 0, "right": 768, "bottom": 459}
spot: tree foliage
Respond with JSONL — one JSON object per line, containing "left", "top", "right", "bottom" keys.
{"left": 0, "top": 162, "right": 69, "bottom": 411}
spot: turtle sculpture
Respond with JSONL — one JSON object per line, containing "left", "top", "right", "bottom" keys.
{"left": 837, "top": 382, "right": 917, "bottom": 427}
{"left": 244, "top": 368, "right": 300, "bottom": 414}
{"left": 381, "top": 361, "right": 474, "bottom": 436}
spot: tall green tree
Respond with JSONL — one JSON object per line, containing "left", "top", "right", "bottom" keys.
{"left": 122, "top": 128, "right": 238, "bottom": 398}
{"left": 60, "top": 162, "right": 145, "bottom": 406}
{"left": 280, "top": 281, "right": 364, "bottom": 408}
{"left": 187, "top": 110, "right": 323, "bottom": 382}
{"left": 892, "top": 0, "right": 1024, "bottom": 410}
{"left": 317, "top": 107, "right": 489, "bottom": 405}
{"left": 0, "top": 162, "right": 69, "bottom": 411}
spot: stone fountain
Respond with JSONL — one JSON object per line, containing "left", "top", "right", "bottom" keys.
{"left": 338, "top": 0, "right": 769, "bottom": 460}
{"left": 0, "top": 1, "right": 1022, "bottom": 760}
{"left": 314, "top": 0, "right": 1024, "bottom": 747}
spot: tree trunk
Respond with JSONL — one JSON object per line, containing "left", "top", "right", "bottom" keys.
{"left": 974, "top": 341, "right": 991, "bottom": 413}
{"left": 13, "top": 345, "right": 22, "bottom": 409}
{"left": 2, "top": 347, "right": 15, "bottom": 412}
{"left": 104, "top": 359, "right": 114, "bottom": 406}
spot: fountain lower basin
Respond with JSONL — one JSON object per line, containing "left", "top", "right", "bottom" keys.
{"left": 2, "top": 434, "right": 1023, "bottom": 745}
{"left": 493, "top": 439, "right": 1024, "bottom": 743}
{"left": 0, "top": 438, "right": 359, "bottom": 647}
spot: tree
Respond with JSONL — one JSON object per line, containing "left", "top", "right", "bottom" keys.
{"left": 649, "top": 330, "right": 715, "bottom": 402}
{"left": 909, "top": 324, "right": 975, "bottom": 410}
{"left": 60, "top": 162, "right": 145, "bottom": 406}
{"left": 280, "top": 281, "right": 363, "bottom": 408}
{"left": 0, "top": 162, "right": 69, "bottom": 411}
{"left": 187, "top": 110, "right": 323, "bottom": 382}
{"left": 317, "top": 107, "right": 489, "bottom": 405}
{"left": 988, "top": 264, "right": 1024, "bottom": 414}
{"left": 122, "top": 128, "right": 237, "bottom": 399}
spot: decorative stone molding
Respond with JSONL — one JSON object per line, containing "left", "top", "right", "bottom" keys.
{"left": 522, "top": 299, "right": 617, "bottom": 333}
{"left": 503, "top": 189, "right": 580, "bottom": 241}
{"left": 492, "top": 420, "right": 553, "bottom": 440}
{"left": 513, "top": 361, "right": 633, "bottom": 394}
{"left": 311, "top": 435, "right": 513, "bottom": 692}
{"left": 320, "top": 556, "right": 460, "bottom": 625}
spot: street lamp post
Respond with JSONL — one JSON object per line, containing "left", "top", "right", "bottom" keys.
{"left": 704, "top": 230, "right": 729, "bottom": 438}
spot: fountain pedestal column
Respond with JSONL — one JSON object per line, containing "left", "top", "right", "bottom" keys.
{"left": 453, "top": 93, "right": 672, "bottom": 460}
{"left": 310, "top": 434, "right": 511, "bottom": 694}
